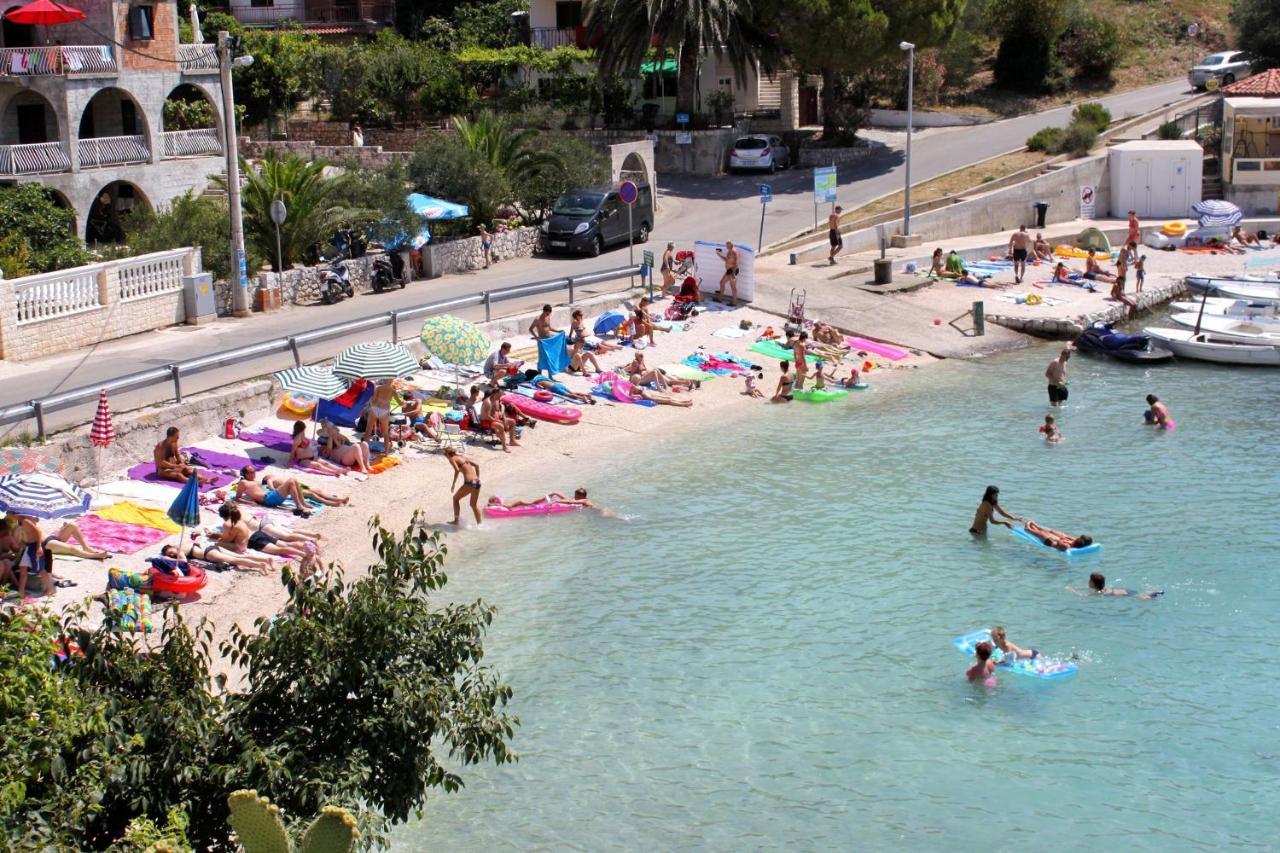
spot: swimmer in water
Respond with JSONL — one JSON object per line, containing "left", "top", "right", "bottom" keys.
{"left": 1069, "top": 571, "right": 1163, "bottom": 600}
{"left": 970, "top": 485, "right": 1021, "bottom": 535}
{"left": 1023, "top": 520, "right": 1093, "bottom": 551}
{"left": 1144, "top": 394, "right": 1174, "bottom": 429}
{"left": 966, "top": 641, "right": 996, "bottom": 685}
{"left": 990, "top": 626, "right": 1038, "bottom": 662}
{"left": 1040, "top": 414, "right": 1062, "bottom": 443}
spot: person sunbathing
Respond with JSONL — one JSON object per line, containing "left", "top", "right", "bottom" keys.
{"left": 569, "top": 337, "right": 603, "bottom": 375}
{"left": 624, "top": 352, "right": 698, "bottom": 392}
{"left": 1231, "top": 226, "right": 1261, "bottom": 248}
{"left": 1033, "top": 233, "right": 1053, "bottom": 261}
{"left": 41, "top": 520, "right": 110, "bottom": 561}
{"left": 1023, "top": 519, "right": 1093, "bottom": 551}
{"left": 1053, "top": 262, "right": 1083, "bottom": 284}
{"left": 161, "top": 541, "right": 274, "bottom": 575}
{"left": 811, "top": 322, "right": 850, "bottom": 351}
{"left": 290, "top": 421, "right": 352, "bottom": 476}
{"left": 319, "top": 421, "right": 372, "bottom": 474}
{"left": 1083, "top": 252, "right": 1116, "bottom": 283}
{"left": 217, "top": 502, "right": 322, "bottom": 551}
{"left": 631, "top": 302, "right": 656, "bottom": 347}
{"left": 640, "top": 388, "right": 693, "bottom": 407}
{"left": 236, "top": 465, "right": 348, "bottom": 516}
{"left": 480, "top": 388, "right": 520, "bottom": 452}
{"left": 215, "top": 503, "right": 316, "bottom": 573}
{"left": 154, "top": 427, "right": 215, "bottom": 485}
{"left": 570, "top": 309, "right": 621, "bottom": 353}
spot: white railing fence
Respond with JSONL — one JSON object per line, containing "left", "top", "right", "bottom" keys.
{"left": 0, "top": 45, "right": 116, "bottom": 76}
{"left": 162, "top": 127, "right": 222, "bottom": 158}
{"left": 14, "top": 266, "right": 104, "bottom": 326}
{"left": 0, "top": 142, "right": 72, "bottom": 176}
{"left": 178, "top": 44, "right": 219, "bottom": 72}
{"left": 117, "top": 250, "right": 187, "bottom": 302}
{"left": 77, "top": 135, "right": 150, "bottom": 168}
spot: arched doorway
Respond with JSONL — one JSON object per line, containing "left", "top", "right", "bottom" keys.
{"left": 85, "top": 181, "right": 150, "bottom": 245}
{"left": 1, "top": 7, "right": 36, "bottom": 48}
{"left": 79, "top": 87, "right": 151, "bottom": 167}
{"left": 619, "top": 151, "right": 650, "bottom": 187}
{"left": 0, "top": 90, "right": 59, "bottom": 145}
{"left": 161, "top": 83, "right": 222, "bottom": 157}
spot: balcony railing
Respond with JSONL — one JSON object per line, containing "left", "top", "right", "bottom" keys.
{"left": 1233, "top": 157, "right": 1280, "bottom": 186}
{"left": 0, "top": 141, "right": 72, "bottom": 176}
{"left": 162, "top": 128, "right": 222, "bottom": 158}
{"left": 178, "top": 44, "right": 220, "bottom": 73}
{"left": 0, "top": 45, "right": 116, "bottom": 77}
{"left": 224, "top": 0, "right": 393, "bottom": 26}
{"left": 78, "top": 135, "right": 150, "bottom": 168}
{"left": 530, "top": 26, "right": 580, "bottom": 49}
{"left": 14, "top": 265, "right": 103, "bottom": 326}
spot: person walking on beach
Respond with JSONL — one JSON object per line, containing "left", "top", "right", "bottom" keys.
{"left": 828, "top": 206, "right": 844, "bottom": 265}
{"left": 444, "top": 447, "right": 483, "bottom": 526}
{"left": 1008, "top": 225, "right": 1031, "bottom": 284}
{"left": 715, "top": 241, "right": 739, "bottom": 306}
{"left": 1126, "top": 210, "right": 1141, "bottom": 248}
{"left": 660, "top": 242, "right": 676, "bottom": 298}
{"left": 970, "top": 485, "right": 1021, "bottom": 535}
{"left": 1045, "top": 349, "right": 1070, "bottom": 407}
{"left": 791, "top": 331, "right": 810, "bottom": 390}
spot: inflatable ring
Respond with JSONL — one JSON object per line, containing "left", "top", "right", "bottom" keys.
{"left": 276, "top": 392, "right": 317, "bottom": 421}
{"left": 1026, "top": 293, "right": 1043, "bottom": 305}
{"left": 1162, "top": 222, "right": 1187, "bottom": 236}
{"left": 533, "top": 389, "right": 554, "bottom": 403}
{"left": 149, "top": 563, "right": 207, "bottom": 595}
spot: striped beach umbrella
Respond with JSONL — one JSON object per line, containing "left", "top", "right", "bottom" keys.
{"left": 90, "top": 390, "right": 115, "bottom": 448}
{"left": 419, "top": 315, "right": 490, "bottom": 367}
{"left": 273, "top": 366, "right": 348, "bottom": 399}
{"left": 1191, "top": 199, "right": 1243, "bottom": 228}
{"left": 332, "top": 341, "right": 419, "bottom": 380}
{"left": 0, "top": 471, "right": 91, "bottom": 519}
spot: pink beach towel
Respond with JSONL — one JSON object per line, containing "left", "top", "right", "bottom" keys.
{"left": 79, "top": 515, "right": 171, "bottom": 555}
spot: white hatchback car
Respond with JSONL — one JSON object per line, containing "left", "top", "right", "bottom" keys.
{"left": 729, "top": 135, "right": 790, "bottom": 172}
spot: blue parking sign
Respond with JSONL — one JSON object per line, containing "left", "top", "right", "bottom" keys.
{"left": 759, "top": 183, "right": 772, "bottom": 204}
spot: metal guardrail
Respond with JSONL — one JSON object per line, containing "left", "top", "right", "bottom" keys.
{"left": 0, "top": 264, "right": 641, "bottom": 438}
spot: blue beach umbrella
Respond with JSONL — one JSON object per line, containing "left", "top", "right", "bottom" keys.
{"left": 0, "top": 471, "right": 91, "bottom": 519}
{"left": 166, "top": 473, "right": 201, "bottom": 552}
{"left": 1191, "top": 199, "right": 1243, "bottom": 228}
{"left": 407, "top": 193, "right": 470, "bottom": 221}
{"left": 594, "top": 309, "right": 628, "bottom": 335}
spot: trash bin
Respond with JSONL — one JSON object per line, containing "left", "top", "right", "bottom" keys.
{"left": 873, "top": 258, "right": 893, "bottom": 285}
{"left": 1033, "top": 201, "right": 1049, "bottom": 228}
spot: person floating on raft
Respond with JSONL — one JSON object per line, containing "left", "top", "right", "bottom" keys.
{"left": 1022, "top": 520, "right": 1093, "bottom": 552}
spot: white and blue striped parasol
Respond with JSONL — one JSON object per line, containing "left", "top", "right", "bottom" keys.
{"left": 0, "top": 471, "right": 91, "bottom": 519}
{"left": 332, "top": 342, "right": 419, "bottom": 380}
{"left": 1191, "top": 199, "right": 1243, "bottom": 228}
{"left": 273, "top": 366, "right": 349, "bottom": 399}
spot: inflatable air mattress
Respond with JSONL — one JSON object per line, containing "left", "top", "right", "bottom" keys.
{"left": 844, "top": 336, "right": 909, "bottom": 361}
{"left": 501, "top": 393, "right": 581, "bottom": 425}
{"left": 793, "top": 387, "right": 849, "bottom": 402}
{"left": 1009, "top": 524, "right": 1101, "bottom": 556}
{"left": 953, "top": 629, "right": 1078, "bottom": 680}
{"left": 749, "top": 340, "right": 821, "bottom": 365}
{"left": 485, "top": 501, "right": 583, "bottom": 519}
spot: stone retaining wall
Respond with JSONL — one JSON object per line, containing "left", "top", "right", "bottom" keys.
{"left": 798, "top": 141, "right": 880, "bottom": 167}
{"left": 213, "top": 254, "right": 383, "bottom": 314}
{"left": 240, "top": 139, "right": 410, "bottom": 170}
{"left": 420, "top": 227, "right": 539, "bottom": 278}
{"left": 986, "top": 280, "right": 1188, "bottom": 339}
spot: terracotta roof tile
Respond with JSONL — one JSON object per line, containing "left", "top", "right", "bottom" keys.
{"left": 1222, "top": 68, "right": 1280, "bottom": 97}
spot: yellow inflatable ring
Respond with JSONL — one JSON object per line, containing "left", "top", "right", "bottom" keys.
{"left": 1025, "top": 293, "right": 1043, "bottom": 305}
{"left": 276, "top": 392, "right": 317, "bottom": 421}
{"left": 1162, "top": 222, "right": 1187, "bottom": 236}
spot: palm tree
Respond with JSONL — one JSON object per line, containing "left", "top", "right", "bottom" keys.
{"left": 587, "top": 0, "right": 779, "bottom": 118}
{"left": 216, "top": 150, "right": 357, "bottom": 271}
{"left": 449, "top": 112, "right": 566, "bottom": 222}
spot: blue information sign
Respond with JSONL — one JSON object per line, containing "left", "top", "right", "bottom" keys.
{"left": 814, "top": 166, "right": 838, "bottom": 204}
{"left": 675, "top": 112, "right": 690, "bottom": 125}
{"left": 759, "top": 183, "right": 772, "bottom": 204}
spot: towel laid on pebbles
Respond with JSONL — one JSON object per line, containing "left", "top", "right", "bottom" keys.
{"left": 78, "top": 515, "right": 170, "bottom": 555}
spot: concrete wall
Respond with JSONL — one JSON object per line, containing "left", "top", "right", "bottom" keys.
{"left": 240, "top": 139, "right": 409, "bottom": 170}
{"left": 651, "top": 128, "right": 739, "bottom": 176}
{"left": 868, "top": 108, "right": 989, "bottom": 128}
{"left": 420, "top": 227, "right": 539, "bottom": 279}
{"left": 797, "top": 141, "right": 881, "bottom": 167}
{"left": 1226, "top": 186, "right": 1280, "bottom": 215}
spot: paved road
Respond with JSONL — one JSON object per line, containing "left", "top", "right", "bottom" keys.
{"left": 1, "top": 79, "right": 1193, "bottom": 435}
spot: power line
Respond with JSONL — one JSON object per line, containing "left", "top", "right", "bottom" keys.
{"left": 28, "top": 0, "right": 221, "bottom": 66}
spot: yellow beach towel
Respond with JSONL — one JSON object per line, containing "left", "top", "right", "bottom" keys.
{"left": 95, "top": 500, "right": 182, "bottom": 534}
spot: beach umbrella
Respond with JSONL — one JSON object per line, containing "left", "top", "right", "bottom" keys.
{"left": 594, "top": 309, "right": 628, "bottom": 336}
{"left": 406, "top": 193, "right": 470, "bottom": 221}
{"left": 273, "top": 366, "right": 348, "bottom": 399}
{"left": 0, "top": 447, "right": 64, "bottom": 478}
{"left": 332, "top": 341, "right": 418, "bottom": 380}
{"left": 90, "top": 389, "right": 115, "bottom": 448}
{"left": 1191, "top": 199, "right": 1243, "bottom": 228}
{"left": 166, "top": 473, "right": 201, "bottom": 552}
{"left": 0, "top": 471, "right": 91, "bottom": 519}
{"left": 419, "top": 314, "right": 490, "bottom": 367}
{"left": 3, "top": 0, "right": 85, "bottom": 24}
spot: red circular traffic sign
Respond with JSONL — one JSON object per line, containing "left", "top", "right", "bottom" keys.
{"left": 619, "top": 180, "right": 638, "bottom": 205}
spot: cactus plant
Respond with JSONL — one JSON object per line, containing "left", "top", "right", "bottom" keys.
{"left": 226, "top": 790, "right": 357, "bottom": 853}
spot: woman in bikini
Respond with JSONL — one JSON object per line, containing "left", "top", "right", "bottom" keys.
{"left": 42, "top": 520, "right": 110, "bottom": 561}
{"left": 568, "top": 336, "right": 603, "bottom": 375}
{"left": 445, "top": 447, "right": 483, "bottom": 526}
{"left": 970, "top": 485, "right": 1020, "bottom": 535}
{"left": 569, "top": 309, "right": 620, "bottom": 354}
{"left": 480, "top": 388, "right": 520, "bottom": 452}
{"left": 320, "top": 421, "right": 373, "bottom": 474}
{"left": 1024, "top": 520, "right": 1092, "bottom": 551}
{"left": 772, "top": 360, "right": 794, "bottom": 403}
{"left": 162, "top": 541, "right": 274, "bottom": 575}
{"left": 290, "top": 421, "right": 352, "bottom": 476}
{"left": 216, "top": 504, "right": 315, "bottom": 570}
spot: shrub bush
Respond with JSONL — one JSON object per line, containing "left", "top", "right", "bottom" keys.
{"left": 1071, "top": 102, "right": 1112, "bottom": 131}
{"left": 1060, "top": 12, "right": 1122, "bottom": 79}
{"left": 1058, "top": 122, "right": 1099, "bottom": 156}
{"left": 0, "top": 184, "right": 89, "bottom": 274}
{"left": 1156, "top": 121, "right": 1184, "bottom": 140}
{"left": 1026, "top": 126, "right": 1065, "bottom": 152}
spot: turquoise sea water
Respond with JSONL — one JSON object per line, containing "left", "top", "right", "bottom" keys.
{"left": 396, "top": 341, "right": 1280, "bottom": 852}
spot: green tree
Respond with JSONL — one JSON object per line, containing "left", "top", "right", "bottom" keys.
{"left": 410, "top": 132, "right": 513, "bottom": 226}
{"left": 327, "top": 160, "right": 417, "bottom": 249}
{"left": 121, "top": 192, "right": 255, "bottom": 282}
{"left": 0, "top": 184, "right": 89, "bottom": 274}
{"left": 1232, "top": 0, "right": 1280, "bottom": 70}
{"left": 989, "top": 0, "right": 1071, "bottom": 92}
{"left": 234, "top": 26, "right": 325, "bottom": 128}
{"left": 588, "top": 0, "right": 780, "bottom": 117}
{"left": 515, "top": 133, "right": 611, "bottom": 220}
{"left": 321, "top": 32, "right": 471, "bottom": 125}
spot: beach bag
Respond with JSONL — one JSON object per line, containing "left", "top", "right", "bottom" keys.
{"left": 224, "top": 417, "right": 242, "bottom": 439}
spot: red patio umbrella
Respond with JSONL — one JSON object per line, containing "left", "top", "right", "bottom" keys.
{"left": 3, "top": 0, "right": 85, "bottom": 25}
{"left": 90, "top": 390, "right": 115, "bottom": 448}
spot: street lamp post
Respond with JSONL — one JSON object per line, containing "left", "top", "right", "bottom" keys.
{"left": 218, "top": 31, "right": 253, "bottom": 318}
{"left": 899, "top": 41, "right": 915, "bottom": 237}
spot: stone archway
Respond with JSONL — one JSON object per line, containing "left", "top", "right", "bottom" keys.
{"left": 620, "top": 151, "right": 649, "bottom": 187}
{"left": 85, "top": 180, "right": 151, "bottom": 245}
{"left": 0, "top": 89, "right": 60, "bottom": 145}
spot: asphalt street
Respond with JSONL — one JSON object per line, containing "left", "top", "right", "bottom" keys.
{"left": 1, "top": 79, "right": 1193, "bottom": 435}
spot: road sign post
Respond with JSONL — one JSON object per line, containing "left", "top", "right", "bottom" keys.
{"left": 269, "top": 199, "right": 287, "bottom": 276}
{"left": 619, "top": 179, "right": 638, "bottom": 287}
{"left": 758, "top": 183, "right": 771, "bottom": 252}
{"left": 813, "top": 166, "right": 837, "bottom": 233}
{"left": 676, "top": 112, "right": 690, "bottom": 173}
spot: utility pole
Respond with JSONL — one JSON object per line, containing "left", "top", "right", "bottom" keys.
{"left": 900, "top": 41, "right": 915, "bottom": 237}
{"left": 219, "top": 31, "right": 251, "bottom": 317}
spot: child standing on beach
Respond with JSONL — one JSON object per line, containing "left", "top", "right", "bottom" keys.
{"left": 1040, "top": 414, "right": 1062, "bottom": 443}
{"left": 1134, "top": 254, "right": 1146, "bottom": 292}
{"left": 967, "top": 641, "right": 996, "bottom": 685}
{"left": 744, "top": 370, "right": 764, "bottom": 398}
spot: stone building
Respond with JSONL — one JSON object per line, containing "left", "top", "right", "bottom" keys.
{"left": 0, "top": 0, "right": 226, "bottom": 242}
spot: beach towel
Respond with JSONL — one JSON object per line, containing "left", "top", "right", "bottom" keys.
{"left": 663, "top": 363, "right": 715, "bottom": 381}
{"left": 368, "top": 455, "right": 401, "bottom": 475}
{"left": 78, "top": 515, "right": 171, "bottom": 555}
{"left": 537, "top": 331, "right": 570, "bottom": 376}
{"left": 187, "top": 447, "right": 254, "bottom": 473}
{"left": 712, "top": 326, "right": 747, "bottom": 339}
{"left": 93, "top": 478, "right": 193, "bottom": 508}
{"left": 237, "top": 428, "right": 295, "bottom": 454}
{"left": 126, "top": 462, "right": 237, "bottom": 494}
{"left": 94, "top": 501, "right": 182, "bottom": 534}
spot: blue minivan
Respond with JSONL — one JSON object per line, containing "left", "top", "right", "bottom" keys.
{"left": 539, "top": 185, "right": 653, "bottom": 256}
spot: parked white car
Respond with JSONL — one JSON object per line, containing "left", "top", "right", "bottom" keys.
{"left": 729, "top": 135, "right": 790, "bottom": 172}
{"left": 1188, "top": 51, "right": 1253, "bottom": 90}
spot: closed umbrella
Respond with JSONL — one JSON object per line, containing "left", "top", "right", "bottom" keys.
{"left": 0, "top": 447, "right": 64, "bottom": 478}
{"left": 90, "top": 390, "right": 115, "bottom": 448}
{"left": 419, "top": 315, "right": 490, "bottom": 367}
{"left": 0, "top": 471, "right": 91, "bottom": 519}
{"left": 332, "top": 341, "right": 419, "bottom": 380}
{"left": 594, "top": 309, "right": 628, "bottom": 336}
{"left": 3, "top": 0, "right": 85, "bottom": 24}
{"left": 1191, "top": 199, "right": 1243, "bottom": 228}
{"left": 273, "top": 366, "right": 348, "bottom": 399}
{"left": 166, "top": 474, "right": 201, "bottom": 553}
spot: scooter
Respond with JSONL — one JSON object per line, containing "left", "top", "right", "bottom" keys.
{"left": 318, "top": 254, "right": 355, "bottom": 305}
{"left": 370, "top": 248, "right": 407, "bottom": 294}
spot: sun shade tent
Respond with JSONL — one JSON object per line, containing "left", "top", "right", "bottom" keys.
{"left": 1074, "top": 228, "right": 1112, "bottom": 254}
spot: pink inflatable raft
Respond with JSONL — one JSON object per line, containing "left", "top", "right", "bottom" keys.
{"left": 845, "top": 336, "right": 910, "bottom": 361}
{"left": 484, "top": 500, "right": 584, "bottom": 519}
{"left": 502, "top": 392, "right": 582, "bottom": 425}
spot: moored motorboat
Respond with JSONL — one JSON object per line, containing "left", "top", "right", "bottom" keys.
{"left": 1169, "top": 298, "right": 1278, "bottom": 318}
{"left": 1073, "top": 324, "right": 1174, "bottom": 363}
{"left": 1184, "top": 274, "right": 1280, "bottom": 295}
{"left": 1169, "top": 312, "right": 1280, "bottom": 343}
{"left": 1212, "top": 283, "right": 1280, "bottom": 304}
{"left": 1143, "top": 326, "right": 1280, "bottom": 366}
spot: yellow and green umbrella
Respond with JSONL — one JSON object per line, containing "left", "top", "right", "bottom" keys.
{"left": 419, "top": 314, "right": 490, "bottom": 367}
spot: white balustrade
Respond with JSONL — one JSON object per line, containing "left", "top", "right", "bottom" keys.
{"left": 161, "top": 128, "right": 223, "bottom": 158}
{"left": 14, "top": 267, "right": 103, "bottom": 325}
{"left": 77, "top": 135, "right": 149, "bottom": 168}
{"left": 117, "top": 250, "right": 187, "bottom": 302}
{"left": 178, "top": 44, "right": 219, "bottom": 73}
{"left": 0, "top": 45, "right": 115, "bottom": 76}
{"left": 0, "top": 142, "right": 72, "bottom": 176}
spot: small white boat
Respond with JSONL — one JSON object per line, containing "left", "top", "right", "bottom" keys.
{"left": 1185, "top": 274, "right": 1280, "bottom": 295}
{"left": 1212, "top": 283, "right": 1280, "bottom": 304}
{"left": 1144, "top": 326, "right": 1280, "bottom": 366}
{"left": 1169, "top": 312, "right": 1280, "bottom": 342}
{"left": 1169, "top": 298, "right": 1278, "bottom": 318}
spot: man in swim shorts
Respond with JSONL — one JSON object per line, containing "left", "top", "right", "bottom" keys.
{"left": 828, "top": 206, "right": 843, "bottom": 265}
{"left": 966, "top": 641, "right": 996, "bottom": 684}
{"left": 236, "top": 466, "right": 347, "bottom": 516}
{"left": 1007, "top": 224, "right": 1030, "bottom": 284}
{"left": 1070, "top": 571, "right": 1163, "bottom": 600}
{"left": 1045, "top": 349, "right": 1069, "bottom": 407}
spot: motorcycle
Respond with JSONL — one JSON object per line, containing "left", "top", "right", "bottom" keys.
{"left": 370, "top": 248, "right": 407, "bottom": 294}
{"left": 318, "top": 254, "right": 355, "bottom": 305}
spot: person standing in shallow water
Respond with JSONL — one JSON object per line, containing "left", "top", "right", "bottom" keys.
{"left": 1045, "top": 349, "right": 1070, "bottom": 408}
{"left": 970, "top": 485, "right": 1021, "bottom": 535}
